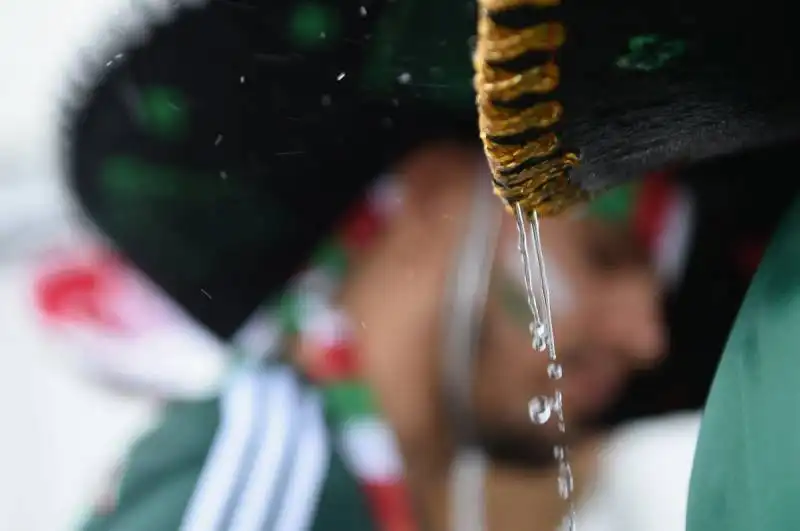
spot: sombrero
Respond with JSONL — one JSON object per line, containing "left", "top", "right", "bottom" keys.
{"left": 65, "top": 0, "right": 800, "bottom": 339}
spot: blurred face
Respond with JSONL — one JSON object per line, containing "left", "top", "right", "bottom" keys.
{"left": 472, "top": 212, "right": 666, "bottom": 466}
{"left": 342, "top": 144, "right": 666, "bottom": 471}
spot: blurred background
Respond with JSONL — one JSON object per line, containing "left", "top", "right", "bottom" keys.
{"left": 0, "top": 1, "right": 212, "bottom": 528}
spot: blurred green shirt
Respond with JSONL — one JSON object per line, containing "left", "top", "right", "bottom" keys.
{"left": 82, "top": 367, "right": 377, "bottom": 531}
{"left": 687, "top": 193, "right": 800, "bottom": 531}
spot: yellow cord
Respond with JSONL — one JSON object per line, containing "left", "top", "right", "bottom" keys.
{"left": 474, "top": 0, "right": 587, "bottom": 216}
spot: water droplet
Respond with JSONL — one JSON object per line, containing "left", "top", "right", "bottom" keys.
{"left": 214, "top": 134, "right": 223, "bottom": 146}
{"left": 562, "top": 512, "right": 577, "bottom": 531}
{"left": 336, "top": 72, "right": 346, "bottom": 81}
{"left": 397, "top": 72, "right": 412, "bottom": 84}
{"left": 530, "top": 322, "right": 547, "bottom": 351}
{"left": 557, "top": 462, "right": 574, "bottom": 499}
{"left": 359, "top": 5, "right": 367, "bottom": 15}
{"left": 547, "top": 363, "right": 563, "bottom": 380}
{"left": 321, "top": 94, "right": 332, "bottom": 106}
{"left": 553, "top": 390, "right": 563, "bottom": 411}
{"left": 553, "top": 445, "right": 565, "bottom": 460}
{"left": 533, "top": 335, "right": 547, "bottom": 351}
{"left": 528, "top": 396, "right": 552, "bottom": 424}
{"left": 220, "top": 171, "right": 228, "bottom": 180}
{"left": 240, "top": 75, "right": 246, "bottom": 84}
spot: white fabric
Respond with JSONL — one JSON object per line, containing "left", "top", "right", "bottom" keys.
{"left": 577, "top": 411, "right": 702, "bottom": 531}
{"left": 0, "top": 261, "right": 158, "bottom": 531}
{"left": 31, "top": 243, "right": 229, "bottom": 398}
{"left": 181, "top": 367, "right": 329, "bottom": 531}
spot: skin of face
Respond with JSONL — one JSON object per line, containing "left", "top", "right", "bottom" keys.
{"left": 339, "top": 142, "right": 666, "bottom": 474}
{"left": 472, "top": 214, "right": 666, "bottom": 466}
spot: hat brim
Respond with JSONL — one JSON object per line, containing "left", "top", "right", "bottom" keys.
{"left": 64, "top": 1, "right": 475, "bottom": 338}
{"left": 65, "top": 0, "right": 800, "bottom": 337}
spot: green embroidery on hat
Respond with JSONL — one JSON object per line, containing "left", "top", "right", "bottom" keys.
{"left": 137, "top": 86, "right": 189, "bottom": 141}
{"left": 361, "top": 0, "right": 474, "bottom": 111}
{"left": 616, "top": 34, "right": 687, "bottom": 72}
{"left": 289, "top": 2, "right": 341, "bottom": 49}
{"left": 98, "top": 156, "right": 291, "bottom": 282}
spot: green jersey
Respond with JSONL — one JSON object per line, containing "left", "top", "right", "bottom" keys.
{"left": 82, "top": 366, "right": 377, "bottom": 531}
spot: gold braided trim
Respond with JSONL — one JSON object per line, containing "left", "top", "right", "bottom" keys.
{"left": 477, "top": 17, "right": 565, "bottom": 63}
{"left": 491, "top": 153, "right": 586, "bottom": 216}
{"left": 481, "top": 0, "right": 561, "bottom": 11}
{"left": 482, "top": 131, "right": 560, "bottom": 170}
{"left": 474, "top": 63, "right": 560, "bottom": 102}
{"left": 478, "top": 100, "right": 562, "bottom": 137}
{"left": 494, "top": 151, "right": 579, "bottom": 188}
{"left": 475, "top": 0, "right": 584, "bottom": 217}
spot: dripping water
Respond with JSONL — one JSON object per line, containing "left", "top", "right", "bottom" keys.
{"left": 513, "top": 202, "right": 577, "bottom": 531}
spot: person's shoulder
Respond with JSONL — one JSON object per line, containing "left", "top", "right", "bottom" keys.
{"left": 601, "top": 410, "right": 701, "bottom": 489}
{"left": 80, "top": 363, "right": 330, "bottom": 531}
{"left": 593, "top": 412, "right": 701, "bottom": 531}
{"left": 605, "top": 410, "right": 701, "bottom": 453}
{"left": 80, "top": 396, "right": 221, "bottom": 531}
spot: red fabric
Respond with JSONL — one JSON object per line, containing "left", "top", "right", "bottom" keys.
{"left": 341, "top": 202, "right": 384, "bottom": 251}
{"left": 34, "top": 253, "right": 127, "bottom": 331}
{"left": 306, "top": 339, "right": 361, "bottom": 382}
{"left": 633, "top": 171, "right": 674, "bottom": 250}
{"left": 362, "top": 482, "right": 417, "bottom": 531}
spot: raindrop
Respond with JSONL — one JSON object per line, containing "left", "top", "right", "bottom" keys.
{"left": 530, "top": 321, "right": 547, "bottom": 351}
{"left": 397, "top": 72, "right": 412, "bottom": 84}
{"left": 321, "top": 94, "right": 332, "bottom": 106}
{"left": 337, "top": 72, "right": 346, "bottom": 81}
{"left": 359, "top": 5, "right": 367, "bottom": 16}
{"left": 214, "top": 134, "right": 223, "bottom": 146}
{"left": 528, "top": 396, "right": 552, "bottom": 424}
{"left": 552, "top": 390, "right": 563, "bottom": 412}
{"left": 553, "top": 445, "right": 565, "bottom": 461}
{"left": 557, "top": 462, "right": 574, "bottom": 499}
{"left": 562, "top": 512, "right": 577, "bottom": 531}
{"left": 240, "top": 75, "right": 246, "bottom": 84}
{"left": 547, "top": 363, "right": 563, "bottom": 380}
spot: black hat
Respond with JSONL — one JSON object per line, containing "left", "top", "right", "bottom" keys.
{"left": 65, "top": 0, "right": 800, "bottom": 339}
